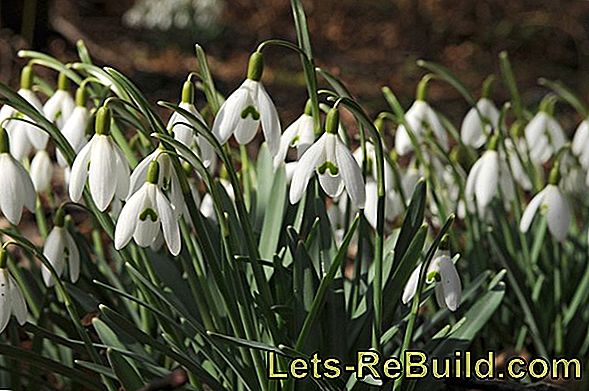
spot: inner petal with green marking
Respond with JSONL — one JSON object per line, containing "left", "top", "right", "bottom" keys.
{"left": 241, "top": 105, "right": 260, "bottom": 121}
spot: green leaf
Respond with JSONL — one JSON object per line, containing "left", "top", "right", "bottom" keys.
{"left": 107, "top": 348, "right": 144, "bottom": 391}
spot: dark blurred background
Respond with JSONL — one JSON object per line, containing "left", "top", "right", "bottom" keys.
{"left": 2, "top": 0, "right": 589, "bottom": 125}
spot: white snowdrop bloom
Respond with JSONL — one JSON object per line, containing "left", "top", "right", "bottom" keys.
{"left": 69, "top": 107, "right": 130, "bottom": 212}
{"left": 0, "top": 128, "right": 35, "bottom": 224}
{"left": 42, "top": 210, "right": 80, "bottom": 287}
{"left": 128, "top": 147, "right": 184, "bottom": 217}
{"left": 402, "top": 246, "right": 462, "bottom": 312}
{"left": 43, "top": 73, "right": 75, "bottom": 129}
{"left": 273, "top": 105, "right": 315, "bottom": 168}
{"left": 504, "top": 138, "right": 533, "bottom": 191}
{"left": 29, "top": 149, "right": 54, "bottom": 193}
{"left": 519, "top": 175, "right": 571, "bottom": 242}
{"left": 465, "top": 142, "right": 514, "bottom": 214}
{"left": 212, "top": 52, "right": 280, "bottom": 156}
{"left": 289, "top": 109, "right": 365, "bottom": 208}
{"left": 395, "top": 100, "right": 448, "bottom": 156}
{"left": 56, "top": 88, "right": 90, "bottom": 167}
{"left": 167, "top": 79, "right": 215, "bottom": 167}
{"left": 524, "top": 111, "right": 566, "bottom": 165}
{"left": 571, "top": 119, "right": 589, "bottom": 169}
{"left": 0, "top": 250, "right": 27, "bottom": 333}
{"left": 460, "top": 98, "right": 500, "bottom": 148}
{"left": 114, "top": 160, "right": 181, "bottom": 255}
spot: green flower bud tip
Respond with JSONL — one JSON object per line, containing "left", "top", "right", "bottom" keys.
{"left": 146, "top": 160, "right": 160, "bottom": 184}
{"left": 247, "top": 51, "right": 264, "bottom": 82}
{"left": 20, "top": 65, "right": 34, "bottom": 90}
{"left": 0, "top": 127, "right": 9, "bottom": 154}
{"left": 416, "top": 74, "right": 433, "bottom": 101}
{"left": 75, "top": 87, "right": 87, "bottom": 107}
{"left": 487, "top": 134, "right": 499, "bottom": 151}
{"left": 57, "top": 72, "right": 69, "bottom": 91}
{"left": 0, "top": 248, "right": 6, "bottom": 269}
{"left": 95, "top": 106, "right": 112, "bottom": 136}
{"left": 439, "top": 234, "right": 450, "bottom": 251}
{"left": 304, "top": 100, "right": 313, "bottom": 116}
{"left": 325, "top": 108, "right": 339, "bottom": 135}
{"left": 548, "top": 162, "right": 561, "bottom": 185}
{"left": 481, "top": 75, "right": 495, "bottom": 99}
{"left": 53, "top": 208, "right": 65, "bottom": 227}
{"left": 539, "top": 95, "right": 557, "bottom": 115}
{"left": 181, "top": 79, "right": 195, "bottom": 104}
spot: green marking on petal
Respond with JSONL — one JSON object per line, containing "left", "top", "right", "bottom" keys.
{"left": 139, "top": 208, "right": 158, "bottom": 222}
{"left": 317, "top": 161, "right": 339, "bottom": 176}
{"left": 427, "top": 271, "right": 441, "bottom": 283}
{"left": 241, "top": 105, "right": 260, "bottom": 121}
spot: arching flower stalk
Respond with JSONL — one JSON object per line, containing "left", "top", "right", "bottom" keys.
{"left": 42, "top": 208, "right": 80, "bottom": 287}
{"left": 69, "top": 106, "right": 130, "bottom": 212}
{"left": 289, "top": 108, "right": 365, "bottom": 208}
{"left": 114, "top": 160, "right": 181, "bottom": 255}
{"left": 0, "top": 127, "right": 35, "bottom": 225}
{"left": 0, "top": 248, "right": 27, "bottom": 333}
{"left": 395, "top": 75, "right": 448, "bottom": 156}
{"left": 43, "top": 72, "right": 75, "bottom": 130}
{"left": 212, "top": 51, "right": 281, "bottom": 156}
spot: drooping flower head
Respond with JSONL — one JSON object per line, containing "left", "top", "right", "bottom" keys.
{"left": 460, "top": 76, "right": 500, "bottom": 148}
{"left": 0, "top": 65, "right": 48, "bottom": 159}
{"left": 57, "top": 86, "right": 90, "bottom": 168}
{"left": 520, "top": 162, "right": 571, "bottom": 242}
{"left": 212, "top": 52, "right": 281, "bottom": 156}
{"left": 114, "top": 160, "right": 181, "bottom": 255}
{"left": 42, "top": 208, "right": 80, "bottom": 287}
{"left": 0, "top": 248, "right": 27, "bottom": 333}
{"left": 402, "top": 236, "right": 462, "bottom": 312}
{"left": 43, "top": 72, "right": 75, "bottom": 130}
{"left": 524, "top": 95, "right": 566, "bottom": 165}
{"left": 395, "top": 75, "right": 448, "bottom": 156}
{"left": 167, "top": 77, "right": 215, "bottom": 167}
{"left": 273, "top": 100, "right": 315, "bottom": 168}
{"left": 69, "top": 106, "right": 130, "bottom": 211}
{"left": 0, "top": 126, "right": 35, "bottom": 225}
{"left": 30, "top": 149, "right": 54, "bottom": 193}
{"left": 289, "top": 108, "right": 365, "bottom": 208}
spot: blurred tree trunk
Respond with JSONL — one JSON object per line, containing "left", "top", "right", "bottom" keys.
{"left": 0, "top": 0, "right": 51, "bottom": 48}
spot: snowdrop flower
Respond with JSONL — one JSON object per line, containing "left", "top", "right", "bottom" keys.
{"left": 114, "top": 160, "right": 181, "bottom": 255}
{"left": 395, "top": 76, "right": 448, "bottom": 155}
{"left": 571, "top": 119, "right": 589, "bottom": 169}
{"left": 167, "top": 78, "right": 215, "bottom": 167}
{"left": 520, "top": 164, "right": 571, "bottom": 242}
{"left": 212, "top": 52, "right": 281, "bottom": 156}
{"left": 402, "top": 238, "right": 461, "bottom": 311}
{"left": 524, "top": 97, "right": 566, "bottom": 165}
{"left": 127, "top": 146, "right": 183, "bottom": 216}
{"left": 69, "top": 106, "right": 130, "bottom": 211}
{"left": 0, "top": 127, "right": 35, "bottom": 224}
{"left": 0, "top": 65, "right": 48, "bottom": 159}
{"left": 465, "top": 136, "right": 514, "bottom": 214}
{"left": 43, "top": 73, "right": 75, "bottom": 129}
{"left": 0, "top": 249, "right": 27, "bottom": 333}
{"left": 29, "top": 149, "right": 54, "bottom": 193}
{"left": 504, "top": 138, "right": 533, "bottom": 191}
{"left": 56, "top": 87, "right": 90, "bottom": 168}
{"left": 289, "top": 108, "right": 365, "bottom": 208}
{"left": 460, "top": 98, "right": 500, "bottom": 148}
{"left": 273, "top": 101, "right": 315, "bottom": 168}
{"left": 41, "top": 209, "right": 80, "bottom": 287}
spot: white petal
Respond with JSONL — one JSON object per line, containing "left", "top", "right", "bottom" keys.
{"left": 68, "top": 140, "right": 92, "bottom": 202}
{"left": 42, "top": 227, "right": 66, "bottom": 287}
{"left": 437, "top": 255, "right": 461, "bottom": 311}
{"left": 7, "top": 122, "right": 33, "bottom": 161}
{"left": 156, "top": 187, "right": 181, "bottom": 255}
{"left": 128, "top": 150, "right": 157, "bottom": 199}
{"left": 335, "top": 136, "right": 366, "bottom": 208}
{"left": 519, "top": 188, "right": 546, "bottom": 233}
{"left": 0, "top": 155, "right": 26, "bottom": 224}
{"left": 363, "top": 181, "right": 378, "bottom": 229}
{"left": 460, "top": 106, "right": 485, "bottom": 148}
{"left": 473, "top": 151, "right": 499, "bottom": 211}
{"left": 257, "top": 83, "right": 281, "bottom": 156}
{"left": 16, "top": 157, "right": 36, "bottom": 212}
{"left": 544, "top": 185, "right": 571, "bottom": 242}
{"left": 30, "top": 150, "right": 53, "bottom": 193}
{"left": 402, "top": 264, "right": 422, "bottom": 305}
{"left": 426, "top": 106, "right": 448, "bottom": 150}
{"left": 289, "top": 134, "right": 327, "bottom": 204}
{"left": 273, "top": 117, "right": 301, "bottom": 168}
{"left": 65, "top": 231, "right": 80, "bottom": 283}
{"left": 394, "top": 125, "right": 413, "bottom": 155}
{"left": 8, "top": 274, "right": 27, "bottom": 325}
{"left": 212, "top": 83, "right": 250, "bottom": 144}
{"left": 114, "top": 186, "right": 147, "bottom": 249}
{"left": 89, "top": 136, "right": 116, "bottom": 211}
{"left": 0, "top": 270, "right": 11, "bottom": 332}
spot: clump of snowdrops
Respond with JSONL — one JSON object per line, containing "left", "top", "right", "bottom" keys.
{"left": 0, "top": 1, "right": 586, "bottom": 390}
